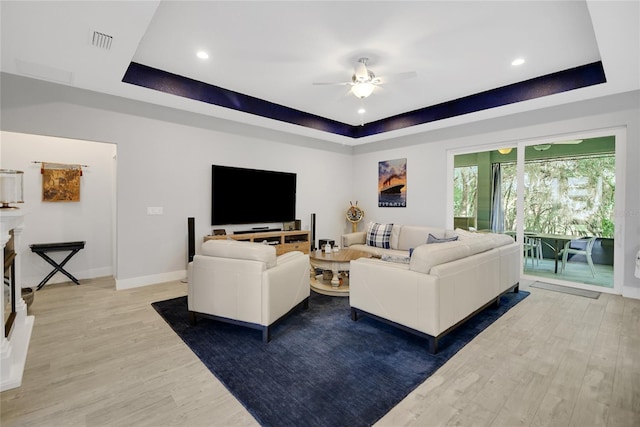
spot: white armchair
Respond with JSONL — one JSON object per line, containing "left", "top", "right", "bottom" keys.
{"left": 187, "top": 239, "right": 310, "bottom": 342}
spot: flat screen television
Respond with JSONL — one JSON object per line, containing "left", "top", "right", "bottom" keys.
{"left": 211, "top": 165, "right": 296, "bottom": 226}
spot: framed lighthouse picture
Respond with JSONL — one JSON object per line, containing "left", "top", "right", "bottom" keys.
{"left": 378, "top": 158, "right": 406, "bottom": 208}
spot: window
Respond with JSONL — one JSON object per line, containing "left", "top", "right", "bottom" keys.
{"left": 453, "top": 165, "right": 477, "bottom": 228}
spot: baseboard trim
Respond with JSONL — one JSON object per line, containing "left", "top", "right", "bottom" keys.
{"left": 115, "top": 270, "right": 186, "bottom": 290}
{"left": 622, "top": 284, "right": 640, "bottom": 300}
{"left": 23, "top": 267, "right": 113, "bottom": 288}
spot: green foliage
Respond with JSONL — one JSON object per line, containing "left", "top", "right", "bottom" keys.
{"left": 455, "top": 154, "right": 616, "bottom": 237}
{"left": 453, "top": 166, "right": 477, "bottom": 217}
{"left": 502, "top": 155, "right": 615, "bottom": 237}
{"left": 601, "top": 218, "right": 615, "bottom": 238}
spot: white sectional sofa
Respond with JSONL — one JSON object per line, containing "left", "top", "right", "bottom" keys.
{"left": 343, "top": 223, "right": 520, "bottom": 353}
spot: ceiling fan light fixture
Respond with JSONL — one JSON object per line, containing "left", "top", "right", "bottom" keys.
{"left": 352, "top": 82, "right": 375, "bottom": 98}
{"left": 533, "top": 144, "right": 552, "bottom": 151}
{"left": 498, "top": 148, "right": 512, "bottom": 154}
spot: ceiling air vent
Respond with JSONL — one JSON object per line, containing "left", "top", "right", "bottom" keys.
{"left": 92, "top": 31, "right": 113, "bottom": 50}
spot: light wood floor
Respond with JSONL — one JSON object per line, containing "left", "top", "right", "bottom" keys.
{"left": 1, "top": 278, "right": 639, "bottom": 426}
{"left": 524, "top": 258, "right": 614, "bottom": 288}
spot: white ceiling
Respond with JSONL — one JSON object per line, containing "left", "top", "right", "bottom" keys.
{"left": 1, "top": 1, "right": 638, "bottom": 145}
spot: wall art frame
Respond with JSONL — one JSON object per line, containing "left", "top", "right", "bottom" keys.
{"left": 378, "top": 158, "right": 407, "bottom": 207}
{"left": 41, "top": 162, "right": 82, "bottom": 202}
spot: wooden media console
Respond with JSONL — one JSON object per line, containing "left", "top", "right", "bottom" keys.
{"left": 204, "top": 230, "right": 310, "bottom": 256}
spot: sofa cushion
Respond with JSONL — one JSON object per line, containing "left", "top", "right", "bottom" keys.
{"left": 409, "top": 242, "right": 471, "bottom": 274}
{"left": 201, "top": 239, "right": 277, "bottom": 268}
{"left": 464, "top": 236, "right": 496, "bottom": 255}
{"left": 485, "top": 233, "right": 516, "bottom": 247}
{"left": 348, "top": 244, "right": 408, "bottom": 258}
{"left": 366, "top": 222, "right": 394, "bottom": 249}
{"left": 427, "top": 233, "right": 459, "bottom": 244}
{"left": 396, "top": 226, "right": 451, "bottom": 251}
{"left": 390, "top": 224, "right": 402, "bottom": 249}
{"left": 342, "top": 231, "right": 366, "bottom": 247}
{"left": 454, "top": 228, "right": 481, "bottom": 241}
{"left": 454, "top": 229, "right": 515, "bottom": 248}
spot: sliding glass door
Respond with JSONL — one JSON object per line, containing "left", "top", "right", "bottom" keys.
{"left": 521, "top": 137, "right": 615, "bottom": 288}
{"left": 452, "top": 133, "right": 619, "bottom": 292}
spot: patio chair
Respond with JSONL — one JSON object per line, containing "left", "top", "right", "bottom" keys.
{"left": 523, "top": 235, "right": 542, "bottom": 267}
{"left": 559, "top": 236, "right": 597, "bottom": 277}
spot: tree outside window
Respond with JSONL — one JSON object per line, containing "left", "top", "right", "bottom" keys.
{"left": 453, "top": 165, "right": 477, "bottom": 220}
{"left": 501, "top": 155, "right": 615, "bottom": 237}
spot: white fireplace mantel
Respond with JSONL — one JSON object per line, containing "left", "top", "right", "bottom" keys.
{"left": 1, "top": 209, "right": 34, "bottom": 392}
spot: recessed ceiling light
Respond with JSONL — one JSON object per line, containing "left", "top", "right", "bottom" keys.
{"left": 511, "top": 58, "right": 525, "bottom": 66}
{"left": 358, "top": 108, "right": 366, "bottom": 114}
{"left": 196, "top": 51, "right": 209, "bottom": 60}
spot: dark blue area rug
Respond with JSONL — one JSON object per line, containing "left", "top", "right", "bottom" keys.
{"left": 152, "top": 290, "right": 529, "bottom": 427}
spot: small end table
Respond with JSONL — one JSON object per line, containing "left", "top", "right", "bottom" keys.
{"left": 30, "top": 241, "right": 86, "bottom": 290}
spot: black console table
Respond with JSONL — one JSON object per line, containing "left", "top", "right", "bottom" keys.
{"left": 30, "top": 241, "right": 86, "bottom": 290}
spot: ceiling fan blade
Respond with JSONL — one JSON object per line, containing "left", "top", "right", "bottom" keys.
{"left": 354, "top": 61, "right": 369, "bottom": 82}
{"left": 375, "top": 71, "right": 417, "bottom": 84}
{"left": 312, "top": 81, "right": 353, "bottom": 86}
{"left": 340, "top": 87, "right": 355, "bottom": 99}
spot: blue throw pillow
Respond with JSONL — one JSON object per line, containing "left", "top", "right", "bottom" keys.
{"left": 366, "top": 222, "right": 394, "bottom": 249}
{"left": 427, "top": 233, "right": 459, "bottom": 244}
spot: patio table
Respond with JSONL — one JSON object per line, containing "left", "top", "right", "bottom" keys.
{"left": 528, "top": 233, "right": 581, "bottom": 273}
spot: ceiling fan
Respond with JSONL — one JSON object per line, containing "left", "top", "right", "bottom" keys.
{"left": 313, "top": 58, "right": 417, "bottom": 99}
{"left": 533, "top": 139, "right": 583, "bottom": 151}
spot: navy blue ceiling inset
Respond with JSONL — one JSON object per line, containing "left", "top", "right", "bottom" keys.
{"left": 122, "top": 61, "right": 606, "bottom": 139}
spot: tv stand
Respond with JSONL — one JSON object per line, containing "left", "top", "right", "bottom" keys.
{"left": 204, "top": 230, "right": 309, "bottom": 255}
{"left": 234, "top": 228, "right": 281, "bottom": 235}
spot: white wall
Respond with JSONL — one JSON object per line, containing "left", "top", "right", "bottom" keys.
{"left": 351, "top": 92, "right": 640, "bottom": 299}
{"left": 0, "top": 73, "right": 354, "bottom": 289}
{"left": 112, "top": 116, "right": 353, "bottom": 287}
{"left": 0, "top": 132, "right": 116, "bottom": 288}
{"left": 1, "top": 73, "right": 639, "bottom": 298}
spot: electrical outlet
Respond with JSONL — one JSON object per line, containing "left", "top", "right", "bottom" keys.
{"left": 147, "top": 207, "right": 163, "bottom": 215}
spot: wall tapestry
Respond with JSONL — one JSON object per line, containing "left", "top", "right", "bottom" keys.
{"left": 42, "top": 162, "right": 82, "bottom": 202}
{"left": 378, "top": 158, "right": 407, "bottom": 207}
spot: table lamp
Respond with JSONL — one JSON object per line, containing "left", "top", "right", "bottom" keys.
{"left": 0, "top": 169, "right": 25, "bottom": 209}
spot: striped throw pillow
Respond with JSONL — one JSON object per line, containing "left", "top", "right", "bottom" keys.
{"left": 366, "top": 222, "right": 394, "bottom": 249}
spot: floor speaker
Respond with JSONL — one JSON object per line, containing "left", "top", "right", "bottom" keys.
{"left": 310, "top": 213, "right": 316, "bottom": 251}
{"left": 188, "top": 217, "right": 195, "bottom": 263}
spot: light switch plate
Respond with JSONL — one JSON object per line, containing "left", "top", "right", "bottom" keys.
{"left": 147, "top": 207, "right": 163, "bottom": 215}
